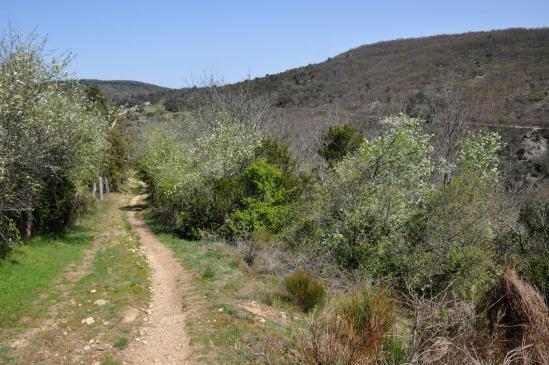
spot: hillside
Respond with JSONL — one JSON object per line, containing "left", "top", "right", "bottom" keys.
{"left": 78, "top": 79, "right": 168, "bottom": 103}
{"left": 119, "top": 28, "right": 548, "bottom": 131}
{"left": 244, "top": 27, "right": 549, "bottom": 128}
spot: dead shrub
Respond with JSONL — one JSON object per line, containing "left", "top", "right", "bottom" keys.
{"left": 480, "top": 263, "right": 549, "bottom": 364}
{"left": 408, "top": 264, "right": 549, "bottom": 365}
{"left": 297, "top": 287, "right": 397, "bottom": 365}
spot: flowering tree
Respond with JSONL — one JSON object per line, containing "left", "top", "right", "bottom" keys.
{"left": 0, "top": 29, "right": 108, "bottom": 255}
{"left": 314, "top": 115, "right": 432, "bottom": 268}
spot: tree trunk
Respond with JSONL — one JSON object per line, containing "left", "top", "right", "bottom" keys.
{"left": 105, "top": 178, "right": 110, "bottom": 195}
{"left": 92, "top": 182, "right": 97, "bottom": 197}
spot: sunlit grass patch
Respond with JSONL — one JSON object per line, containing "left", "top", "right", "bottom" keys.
{"left": 0, "top": 198, "right": 114, "bottom": 330}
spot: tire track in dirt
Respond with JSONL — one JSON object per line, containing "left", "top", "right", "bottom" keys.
{"left": 124, "top": 192, "right": 194, "bottom": 365}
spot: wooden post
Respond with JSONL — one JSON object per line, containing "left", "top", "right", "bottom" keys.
{"left": 99, "top": 176, "right": 104, "bottom": 200}
{"left": 25, "top": 207, "right": 32, "bottom": 241}
{"left": 92, "top": 182, "right": 97, "bottom": 197}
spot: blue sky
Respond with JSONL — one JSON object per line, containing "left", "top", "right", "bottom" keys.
{"left": 2, "top": 0, "right": 548, "bottom": 88}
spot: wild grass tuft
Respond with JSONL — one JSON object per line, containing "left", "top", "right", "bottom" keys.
{"left": 285, "top": 269, "right": 326, "bottom": 312}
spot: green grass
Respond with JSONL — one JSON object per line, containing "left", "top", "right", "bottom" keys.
{"left": 64, "top": 212, "right": 150, "bottom": 347}
{"left": 0, "top": 201, "right": 111, "bottom": 330}
{"left": 114, "top": 336, "right": 128, "bottom": 349}
{"left": 0, "top": 193, "right": 151, "bottom": 364}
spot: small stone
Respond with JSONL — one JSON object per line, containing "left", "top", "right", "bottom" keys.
{"left": 259, "top": 317, "right": 266, "bottom": 323}
{"left": 84, "top": 345, "right": 91, "bottom": 351}
{"left": 90, "top": 289, "right": 96, "bottom": 293}
{"left": 217, "top": 308, "right": 224, "bottom": 312}
{"left": 94, "top": 299, "right": 108, "bottom": 306}
{"left": 81, "top": 317, "right": 95, "bottom": 325}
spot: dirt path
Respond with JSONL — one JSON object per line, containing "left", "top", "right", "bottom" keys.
{"left": 124, "top": 192, "right": 194, "bottom": 365}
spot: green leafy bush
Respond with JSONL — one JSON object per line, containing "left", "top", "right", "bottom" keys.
{"left": 285, "top": 269, "right": 326, "bottom": 312}
{"left": 228, "top": 159, "right": 293, "bottom": 238}
{"left": 138, "top": 114, "right": 259, "bottom": 238}
{"left": 318, "top": 125, "right": 364, "bottom": 166}
{"left": 313, "top": 115, "right": 433, "bottom": 268}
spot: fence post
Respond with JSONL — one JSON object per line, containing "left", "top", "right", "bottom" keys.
{"left": 99, "top": 176, "right": 104, "bottom": 200}
{"left": 25, "top": 207, "right": 32, "bottom": 241}
{"left": 92, "top": 182, "right": 97, "bottom": 197}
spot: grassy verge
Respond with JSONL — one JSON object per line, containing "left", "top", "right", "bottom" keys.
{"left": 0, "top": 194, "right": 150, "bottom": 365}
{"left": 0, "top": 201, "right": 109, "bottom": 332}
{"left": 143, "top": 209, "right": 304, "bottom": 364}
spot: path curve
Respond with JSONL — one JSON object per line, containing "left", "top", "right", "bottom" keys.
{"left": 124, "top": 192, "right": 193, "bottom": 365}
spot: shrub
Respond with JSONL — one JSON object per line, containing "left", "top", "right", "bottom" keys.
{"left": 297, "top": 287, "right": 397, "bottom": 364}
{"left": 521, "top": 254, "right": 549, "bottom": 303}
{"left": 313, "top": 115, "right": 432, "bottom": 268}
{"left": 285, "top": 269, "right": 326, "bottom": 312}
{"left": 0, "top": 216, "right": 19, "bottom": 259}
{"left": 138, "top": 114, "right": 259, "bottom": 238}
{"left": 228, "top": 159, "right": 293, "bottom": 237}
{"left": 0, "top": 30, "right": 109, "bottom": 246}
{"left": 318, "top": 125, "right": 364, "bottom": 167}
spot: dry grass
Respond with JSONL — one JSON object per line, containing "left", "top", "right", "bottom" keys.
{"left": 480, "top": 263, "right": 549, "bottom": 364}
{"left": 297, "top": 287, "right": 397, "bottom": 365}
{"left": 408, "top": 264, "right": 549, "bottom": 365}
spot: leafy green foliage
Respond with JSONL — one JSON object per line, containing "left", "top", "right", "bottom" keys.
{"left": 104, "top": 125, "right": 131, "bottom": 191}
{"left": 314, "top": 115, "right": 432, "bottom": 268}
{"left": 138, "top": 111, "right": 259, "bottom": 238}
{"left": 318, "top": 126, "right": 364, "bottom": 166}
{"left": 285, "top": 269, "right": 326, "bottom": 312}
{"left": 228, "top": 159, "right": 293, "bottom": 237}
{"left": 521, "top": 254, "right": 549, "bottom": 302}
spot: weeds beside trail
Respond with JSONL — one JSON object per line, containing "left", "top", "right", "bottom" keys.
{"left": 142, "top": 208, "right": 304, "bottom": 364}
{"left": 0, "top": 193, "right": 150, "bottom": 365}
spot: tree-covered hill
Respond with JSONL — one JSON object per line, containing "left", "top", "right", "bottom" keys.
{"left": 106, "top": 28, "right": 549, "bottom": 130}
{"left": 78, "top": 79, "right": 168, "bottom": 104}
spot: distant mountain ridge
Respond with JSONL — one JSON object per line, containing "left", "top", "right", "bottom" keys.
{"left": 78, "top": 79, "right": 168, "bottom": 102}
